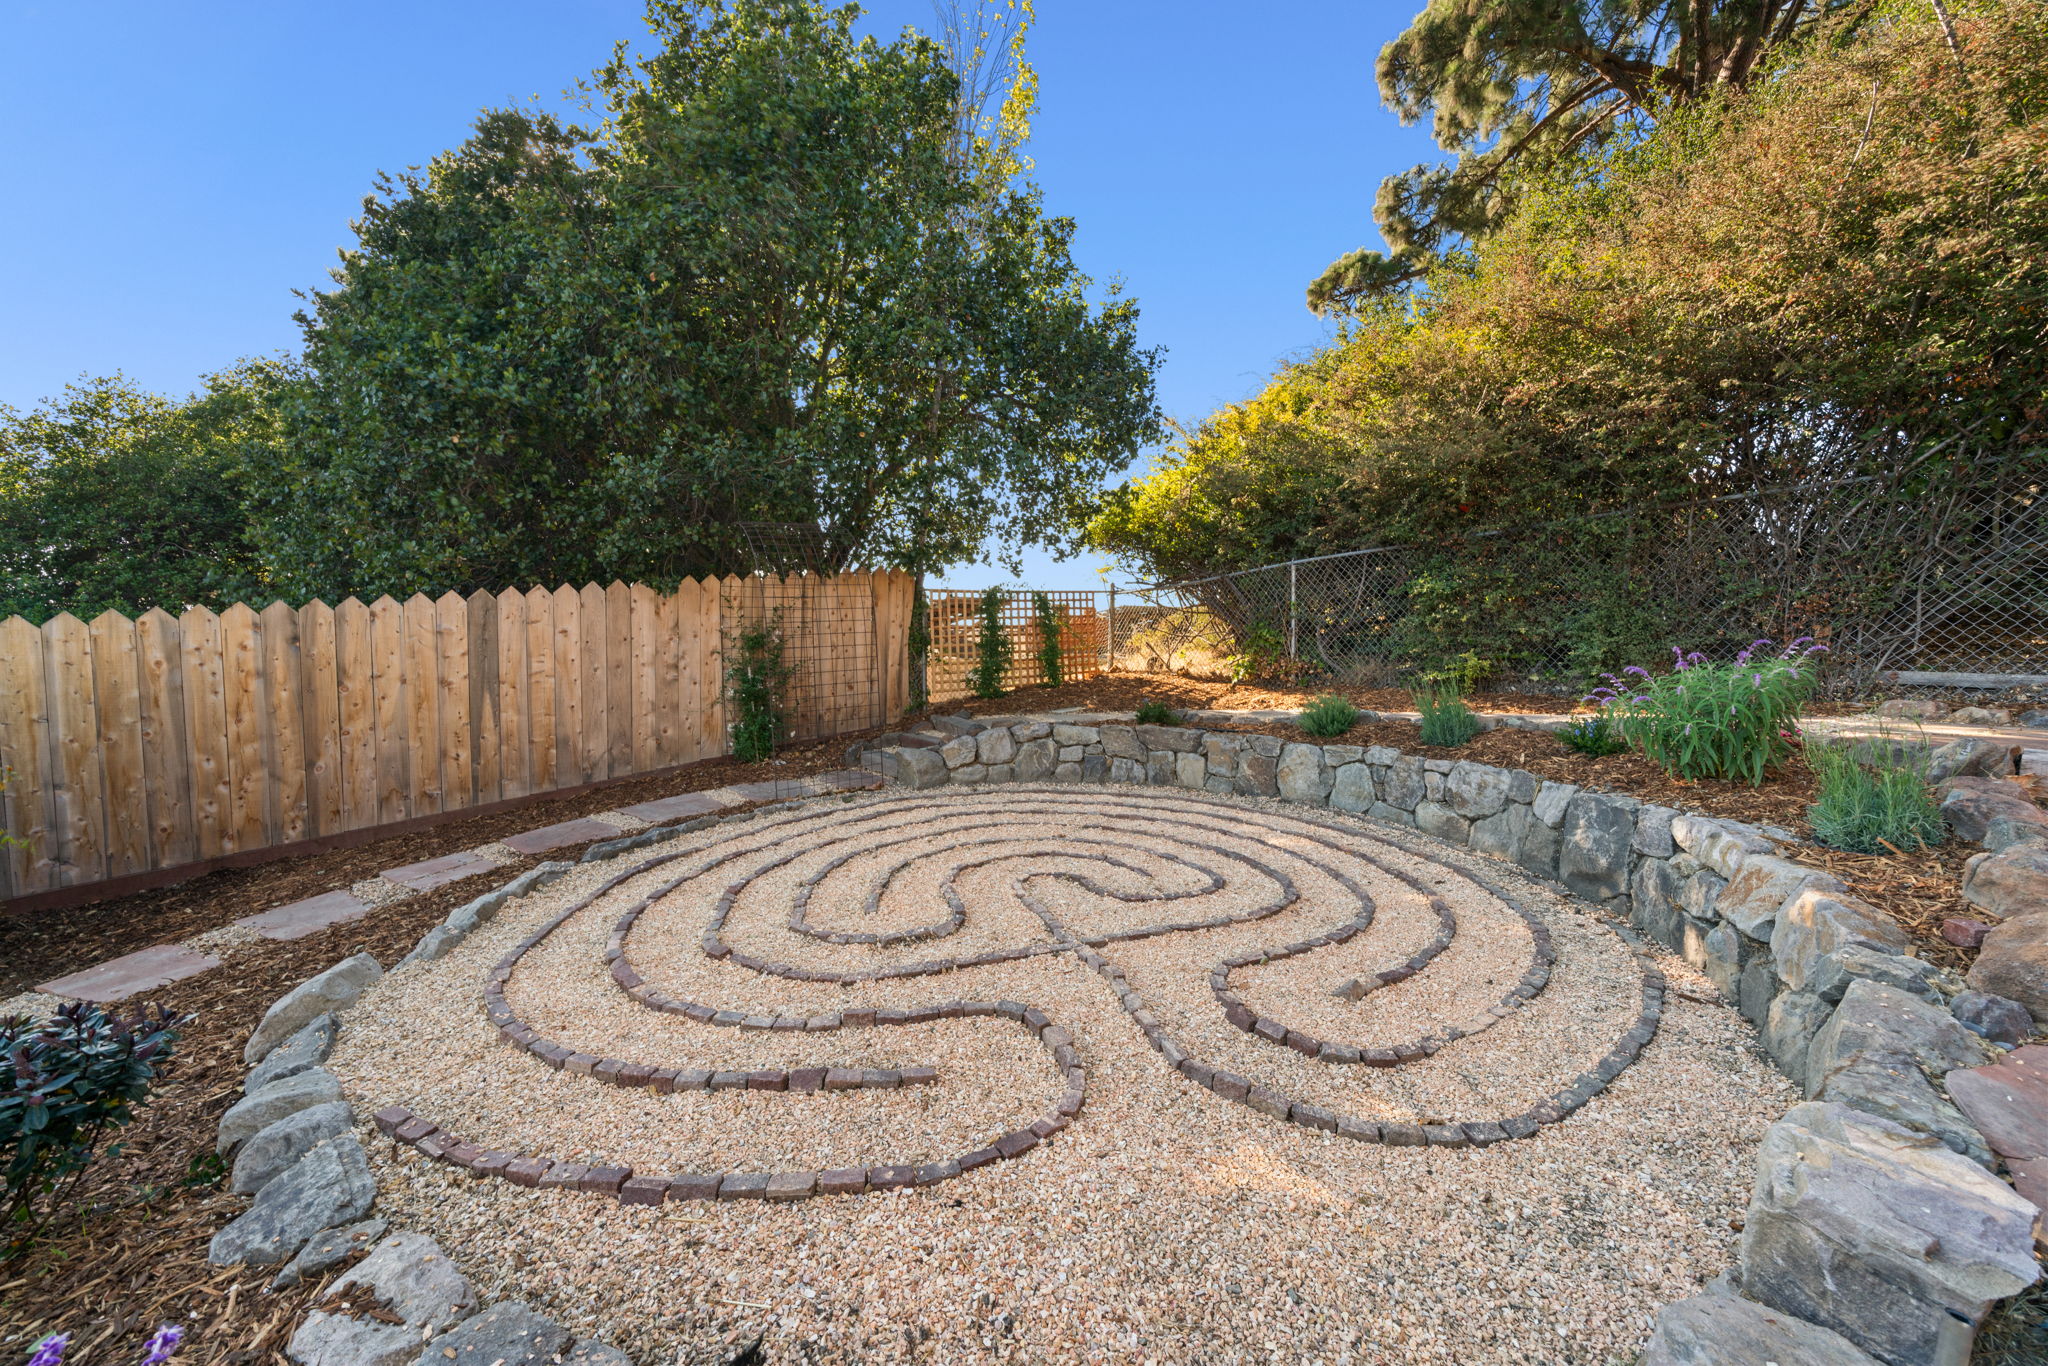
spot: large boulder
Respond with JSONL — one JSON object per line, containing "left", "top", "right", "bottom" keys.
{"left": 1762, "top": 990, "right": 1835, "bottom": 1089}
{"left": 1670, "top": 815, "right": 1771, "bottom": 880}
{"left": 1379, "top": 756, "right": 1426, "bottom": 811}
{"left": 245, "top": 1014, "right": 339, "bottom": 1094}
{"left": 271, "top": 1218, "right": 388, "bottom": 1290}
{"left": 1557, "top": 791, "right": 1637, "bottom": 901}
{"left": 246, "top": 954, "right": 383, "bottom": 1065}
{"left": 1960, "top": 842, "right": 2048, "bottom": 920}
{"left": 218, "top": 1069, "right": 346, "bottom": 1154}
{"left": 1276, "top": 744, "right": 1332, "bottom": 804}
{"left": 1738, "top": 1102, "right": 2039, "bottom": 1366}
{"left": 1968, "top": 909, "right": 2048, "bottom": 1024}
{"left": 1015, "top": 738, "right": 1058, "bottom": 782}
{"left": 1806, "top": 980, "right": 1993, "bottom": 1164}
{"left": 1926, "top": 738, "right": 2013, "bottom": 783}
{"left": 210, "top": 1134, "right": 376, "bottom": 1267}
{"left": 289, "top": 1232, "right": 478, "bottom": 1366}
{"left": 231, "top": 1101, "right": 356, "bottom": 1194}
{"left": 1640, "top": 1281, "right": 1881, "bottom": 1366}
{"left": 1715, "top": 856, "right": 1844, "bottom": 942}
{"left": 1940, "top": 777, "right": 2048, "bottom": 844}
{"left": 1328, "top": 763, "right": 1375, "bottom": 813}
{"left": 411, "top": 1302, "right": 573, "bottom": 1366}
{"left": 1770, "top": 890, "right": 1910, "bottom": 995}
{"left": 1441, "top": 761, "right": 1511, "bottom": 819}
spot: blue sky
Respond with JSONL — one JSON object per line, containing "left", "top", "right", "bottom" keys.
{"left": 0, "top": 1, "right": 1438, "bottom": 589}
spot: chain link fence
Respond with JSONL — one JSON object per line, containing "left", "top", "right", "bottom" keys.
{"left": 1102, "top": 461, "right": 2048, "bottom": 700}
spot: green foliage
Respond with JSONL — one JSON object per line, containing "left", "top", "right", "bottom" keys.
{"left": 1134, "top": 699, "right": 1179, "bottom": 726}
{"left": 1414, "top": 686, "right": 1480, "bottom": 747}
{"left": 1807, "top": 740, "right": 1946, "bottom": 854}
{"left": 0, "top": 368, "right": 283, "bottom": 623}
{"left": 4, "top": 1002, "right": 188, "bottom": 1256}
{"left": 1558, "top": 712, "right": 1629, "bottom": 757}
{"left": 1031, "top": 591, "right": 1064, "bottom": 687}
{"left": 1297, "top": 694, "right": 1360, "bottom": 738}
{"left": 906, "top": 582, "right": 931, "bottom": 715}
{"left": 1591, "top": 642, "right": 1822, "bottom": 785}
{"left": 1420, "top": 649, "right": 1493, "bottom": 695}
{"left": 1311, "top": 0, "right": 1869, "bottom": 309}
{"left": 969, "top": 587, "right": 1012, "bottom": 699}
{"left": 1227, "top": 625, "right": 1286, "bottom": 684}
{"left": 724, "top": 612, "right": 794, "bottom": 761}
{"left": 253, "top": 0, "right": 1161, "bottom": 602}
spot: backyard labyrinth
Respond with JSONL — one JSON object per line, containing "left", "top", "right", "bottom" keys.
{"left": 361, "top": 786, "right": 1667, "bottom": 1202}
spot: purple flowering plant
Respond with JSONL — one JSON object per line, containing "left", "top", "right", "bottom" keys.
{"left": 1584, "top": 638, "right": 1826, "bottom": 785}
{"left": 22, "top": 1322, "right": 181, "bottom": 1366}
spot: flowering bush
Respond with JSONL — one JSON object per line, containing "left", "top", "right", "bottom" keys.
{"left": 1587, "top": 639, "right": 1825, "bottom": 785}
{"left": 25, "top": 1323, "right": 182, "bottom": 1365}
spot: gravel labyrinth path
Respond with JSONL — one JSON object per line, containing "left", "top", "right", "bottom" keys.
{"left": 333, "top": 786, "right": 1797, "bottom": 1364}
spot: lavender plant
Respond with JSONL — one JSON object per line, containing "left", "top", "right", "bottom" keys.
{"left": 22, "top": 1322, "right": 181, "bottom": 1365}
{"left": 1587, "top": 638, "right": 1825, "bottom": 785}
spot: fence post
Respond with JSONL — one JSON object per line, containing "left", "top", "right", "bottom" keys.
{"left": 1105, "top": 585, "right": 1116, "bottom": 675}
{"left": 1287, "top": 562, "right": 1299, "bottom": 660}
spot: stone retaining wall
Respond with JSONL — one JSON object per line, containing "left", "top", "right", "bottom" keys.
{"left": 863, "top": 717, "right": 2043, "bottom": 1366}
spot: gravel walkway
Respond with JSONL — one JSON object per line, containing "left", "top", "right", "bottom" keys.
{"left": 328, "top": 785, "right": 1795, "bottom": 1365}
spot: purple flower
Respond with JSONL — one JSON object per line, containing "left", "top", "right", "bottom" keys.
{"left": 140, "top": 1326, "right": 183, "bottom": 1366}
{"left": 28, "top": 1335, "right": 68, "bottom": 1366}
{"left": 1624, "top": 665, "right": 1649, "bottom": 678}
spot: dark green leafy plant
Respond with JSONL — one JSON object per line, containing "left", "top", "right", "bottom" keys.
{"left": 1415, "top": 686, "right": 1480, "bottom": 747}
{"left": 1589, "top": 640, "right": 1823, "bottom": 785}
{"left": 906, "top": 582, "right": 931, "bottom": 715}
{"left": 1806, "top": 740, "right": 1945, "bottom": 854}
{"left": 1559, "top": 712, "right": 1629, "bottom": 757}
{"left": 4, "top": 1002, "right": 189, "bottom": 1258}
{"left": 1031, "top": 592, "right": 1064, "bottom": 688}
{"left": 1227, "top": 625, "right": 1286, "bottom": 684}
{"left": 724, "top": 612, "right": 794, "bottom": 762}
{"left": 969, "top": 587, "right": 1011, "bottom": 699}
{"left": 1134, "top": 699, "right": 1179, "bottom": 726}
{"left": 1298, "top": 694, "right": 1360, "bottom": 738}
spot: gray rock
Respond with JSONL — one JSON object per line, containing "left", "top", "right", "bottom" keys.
{"left": 1011, "top": 721, "right": 1051, "bottom": 742}
{"left": 1985, "top": 816, "right": 2048, "bottom": 852}
{"left": 1763, "top": 990, "right": 1835, "bottom": 1088}
{"left": 1949, "top": 706, "right": 2013, "bottom": 726}
{"left": 1738, "top": 949, "right": 1780, "bottom": 1026}
{"left": 1941, "top": 777, "right": 2048, "bottom": 844}
{"left": 1949, "top": 990, "right": 2034, "bottom": 1045}
{"left": 1960, "top": 842, "right": 2048, "bottom": 920}
{"left": 565, "top": 1343, "right": 634, "bottom": 1366}
{"left": 925, "top": 713, "right": 983, "bottom": 738}
{"left": 1557, "top": 792, "right": 1636, "bottom": 901}
{"left": 1365, "top": 800, "right": 1416, "bottom": 828}
{"left": 1276, "top": 744, "right": 1332, "bottom": 804}
{"left": 1672, "top": 815, "right": 1772, "bottom": 880}
{"left": 1514, "top": 814, "right": 1561, "bottom": 879}
{"left": 1109, "top": 756, "right": 1144, "bottom": 785}
{"left": 210, "top": 1133, "right": 376, "bottom": 1267}
{"left": 1321, "top": 744, "right": 1364, "bottom": 766}
{"left": 1422, "top": 770, "right": 1445, "bottom": 803}
{"left": 1245, "top": 733, "right": 1283, "bottom": 758}
{"left": 1771, "top": 889, "right": 1911, "bottom": 995}
{"left": 1806, "top": 980, "right": 1994, "bottom": 1162}
{"left": 898, "top": 745, "right": 948, "bottom": 788}
{"left": 290, "top": 1232, "right": 478, "bottom": 1366}
{"left": 1098, "top": 725, "right": 1143, "bottom": 762}
{"left": 1441, "top": 762, "right": 1511, "bottom": 818}
{"left": 1630, "top": 857, "right": 1684, "bottom": 953}
{"left": 1362, "top": 744, "right": 1400, "bottom": 766}
{"left": 246, "top": 1014, "right": 339, "bottom": 1094}
{"left": 938, "top": 734, "right": 979, "bottom": 768}
{"left": 272, "top": 1218, "right": 388, "bottom": 1290}
{"left": 246, "top": 954, "right": 383, "bottom": 1065}
{"left": 1738, "top": 1102, "right": 2038, "bottom": 1365}
{"left": 952, "top": 762, "right": 988, "bottom": 784}
{"left": 976, "top": 727, "right": 1018, "bottom": 766}
{"left": 1015, "top": 738, "right": 1058, "bottom": 782}
{"left": 1054, "top": 761, "right": 1084, "bottom": 783}
{"left": 1714, "top": 856, "right": 1844, "bottom": 943}
{"left": 1927, "top": 737, "right": 2013, "bottom": 783}
{"left": 1968, "top": 910, "right": 2048, "bottom": 1024}
{"left": 1633, "top": 805, "right": 1679, "bottom": 858}
{"left": 1380, "top": 757, "right": 1426, "bottom": 811}
{"left": 1201, "top": 733, "right": 1242, "bottom": 776}
{"left": 412, "top": 1301, "right": 573, "bottom": 1366}
{"left": 1051, "top": 723, "right": 1098, "bottom": 746}
{"left": 1872, "top": 698, "right": 1947, "bottom": 719}
{"left": 1468, "top": 803, "right": 1527, "bottom": 863}
{"left": 986, "top": 762, "right": 1014, "bottom": 783}
{"left": 1328, "top": 763, "right": 1375, "bottom": 813}
{"left": 1506, "top": 770, "right": 1539, "bottom": 803}
{"left": 1805, "top": 943, "right": 1942, "bottom": 1005}
{"left": 1145, "top": 750, "right": 1175, "bottom": 785}
{"left": 1173, "top": 751, "right": 1206, "bottom": 788}
{"left": 1680, "top": 866, "right": 1727, "bottom": 918}
{"left": 2019, "top": 708, "right": 2048, "bottom": 728}
{"left": 1082, "top": 753, "right": 1107, "bottom": 782}
{"left": 232, "top": 1101, "right": 356, "bottom": 1194}
{"left": 1640, "top": 1281, "right": 1882, "bottom": 1366}
{"left": 1531, "top": 780, "right": 1578, "bottom": 829}
{"left": 1415, "top": 801, "right": 1472, "bottom": 844}
{"left": 1235, "top": 752, "right": 1279, "bottom": 796}
{"left": 1703, "top": 922, "right": 1746, "bottom": 1000}
{"left": 1135, "top": 724, "right": 1198, "bottom": 753}
{"left": 219, "top": 1069, "right": 346, "bottom": 1154}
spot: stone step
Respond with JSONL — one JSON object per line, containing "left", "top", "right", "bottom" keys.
{"left": 38, "top": 943, "right": 222, "bottom": 1003}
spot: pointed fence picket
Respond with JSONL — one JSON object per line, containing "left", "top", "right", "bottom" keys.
{"left": 0, "top": 572, "right": 914, "bottom": 904}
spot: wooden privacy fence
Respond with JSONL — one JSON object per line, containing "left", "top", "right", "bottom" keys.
{"left": 926, "top": 590, "right": 1105, "bottom": 702}
{"left": 0, "top": 572, "right": 913, "bottom": 903}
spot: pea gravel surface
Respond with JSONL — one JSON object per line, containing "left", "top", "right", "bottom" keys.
{"left": 327, "top": 785, "right": 1796, "bottom": 1366}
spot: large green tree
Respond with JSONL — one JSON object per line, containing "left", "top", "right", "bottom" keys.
{"left": 1307, "top": 0, "right": 1870, "bottom": 312}
{"left": 0, "top": 366, "right": 282, "bottom": 623}
{"left": 254, "top": 0, "right": 1159, "bottom": 601}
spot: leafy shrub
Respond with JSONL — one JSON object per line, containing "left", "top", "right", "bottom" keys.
{"left": 1227, "top": 626, "right": 1285, "bottom": 684}
{"left": 4, "top": 1002, "right": 189, "bottom": 1256}
{"left": 1589, "top": 639, "right": 1823, "bottom": 785}
{"left": 724, "top": 613, "right": 793, "bottom": 762}
{"left": 1031, "top": 592, "right": 1064, "bottom": 688}
{"left": 906, "top": 584, "right": 930, "bottom": 715}
{"left": 1297, "top": 694, "right": 1360, "bottom": 738}
{"left": 1134, "top": 699, "right": 1179, "bottom": 725}
{"left": 1559, "top": 712, "right": 1628, "bottom": 758}
{"left": 1420, "top": 649, "right": 1494, "bottom": 696}
{"left": 1807, "top": 740, "right": 1945, "bottom": 854}
{"left": 969, "top": 587, "right": 1012, "bottom": 699}
{"left": 1415, "top": 686, "right": 1480, "bottom": 747}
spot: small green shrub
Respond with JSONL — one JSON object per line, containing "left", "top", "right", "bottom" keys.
{"left": 1587, "top": 640, "right": 1824, "bottom": 785}
{"left": 1227, "top": 626, "right": 1286, "bottom": 684}
{"left": 1415, "top": 686, "right": 1481, "bottom": 747}
{"left": 1031, "top": 591, "right": 1064, "bottom": 688}
{"left": 969, "top": 587, "right": 1012, "bottom": 699}
{"left": 1298, "top": 694, "right": 1360, "bottom": 738}
{"left": 4, "top": 1002, "right": 189, "bottom": 1256}
{"left": 1134, "top": 699, "right": 1179, "bottom": 725}
{"left": 1807, "top": 740, "right": 1946, "bottom": 853}
{"left": 1420, "top": 649, "right": 1495, "bottom": 696}
{"left": 1559, "top": 712, "right": 1629, "bottom": 757}
{"left": 725, "top": 613, "right": 794, "bottom": 762}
